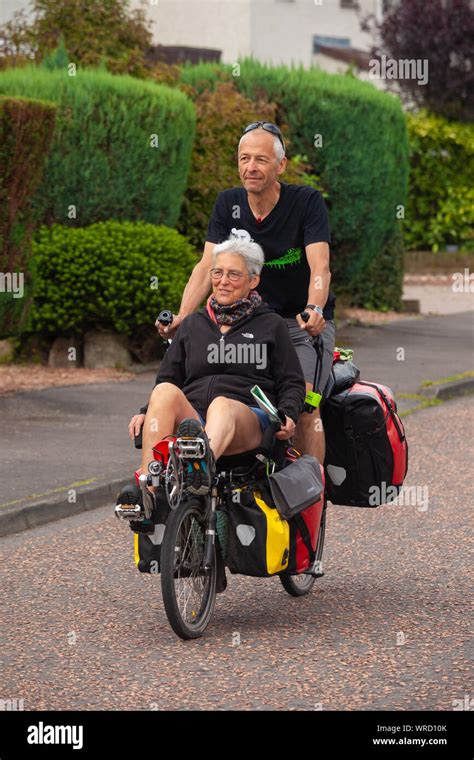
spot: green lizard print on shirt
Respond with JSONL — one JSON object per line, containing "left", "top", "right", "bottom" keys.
{"left": 264, "top": 247, "right": 302, "bottom": 269}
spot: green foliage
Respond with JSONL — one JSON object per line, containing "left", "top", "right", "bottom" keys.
{"left": 0, "top": 95, "right": 56, "bottom": 337}
{"left": 0, "top": 66, "right": 196, "bottom": 228}
{"left": 29, "top": 221, "right": 198, "bottom": 344}
{"left": 179, "top": 60, "right": 409, "bottom": 309}
{"left": 40, "top": 37, "right": 69, "bottom": 70}
{"left": 0, "top": 0, "right": 152, "bottom": 77}
{"left": 405, "top": 111, "right": 474, "bottom": 251}
{"left": 358, "top": 227, "right": 404, "bottom": 311}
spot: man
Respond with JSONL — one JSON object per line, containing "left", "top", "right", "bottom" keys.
{"left": 156, "top": 121, "right": 336, "bottom": 463}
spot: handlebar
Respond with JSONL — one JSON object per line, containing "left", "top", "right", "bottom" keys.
{"left": 157, "top": 309, "right": 173, "bottom": 327}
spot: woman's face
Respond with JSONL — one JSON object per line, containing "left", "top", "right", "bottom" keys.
{"left": 211, "top": 252, "right": 260, "bottom": 305}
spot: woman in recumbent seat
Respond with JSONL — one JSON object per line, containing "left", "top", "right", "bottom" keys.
{"left": 126, "top": 237, "right": 306, "bottom": 500}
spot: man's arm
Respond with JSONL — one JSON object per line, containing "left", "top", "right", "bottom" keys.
{"left": 296, "top": 242, "right": 331, "bottom": 336}
{"left": 306, "top": 241, "right": 331, "bottom": 312}
{"left": 156, "top": 241, "right": 215, "bottom": 337}
{"left": 178, "top": 241, "right": 215, "bottom": 319}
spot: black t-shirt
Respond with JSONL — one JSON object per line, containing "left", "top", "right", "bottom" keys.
{"left": 206, "top": 181, "right": 335, "bottom": 320}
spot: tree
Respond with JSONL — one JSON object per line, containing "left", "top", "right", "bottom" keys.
{"left": 0, "top": 0, "right": 153, "bottom": 76}
{"left": 364, "top": 0, "right": 474, "bottom": 122}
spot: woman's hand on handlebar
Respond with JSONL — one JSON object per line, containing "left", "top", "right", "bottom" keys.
{"left": 155, "top": 313, "right": 182, "bottom": 339}
{"left": 128, "top": 413, "right": 146, "bottom": 441}
{"left": 275, "top": 415, "right": 296, "bottom": 440}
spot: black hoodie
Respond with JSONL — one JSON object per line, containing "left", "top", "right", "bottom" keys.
{"left": 140, "top": 303, "right": 306, "bottom": 424}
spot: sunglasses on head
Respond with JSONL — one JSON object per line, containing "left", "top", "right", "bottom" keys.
{"left": 242, "top": 121, "right": 286, "bottom": 152}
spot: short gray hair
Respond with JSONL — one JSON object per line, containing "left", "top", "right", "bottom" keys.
{"left": 238, "top": 130, "right": 285, "bottom": 163}
{"left": 212, "top": 238, "right": 264, "bottom": 276}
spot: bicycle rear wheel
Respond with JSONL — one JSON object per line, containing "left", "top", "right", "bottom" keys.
{"left": 160, "top": 497, "right": 216, "bottom": 639}
{"left": 279, "top": 499, "right": 327, "bottom": 597}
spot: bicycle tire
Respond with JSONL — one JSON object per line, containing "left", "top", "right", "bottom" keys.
{"left": 160, "top": 497, "right": 216, "bottom": 639}
{"left": 279, "top": 499, "right": 327, "bottom": 597}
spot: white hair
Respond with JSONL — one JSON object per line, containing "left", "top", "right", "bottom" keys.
{"left": 212, "top": 238, "right": 264, "bottom": 275}
{"left": 238, "top": 129, "right": 285, "bottom": 163}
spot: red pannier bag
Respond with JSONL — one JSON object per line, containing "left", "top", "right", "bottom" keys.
{"left": 286, "top": 463, "right": 325, "bottom": 573}
{"left": 321, "top": 380, "right": 408, "bottom": 507}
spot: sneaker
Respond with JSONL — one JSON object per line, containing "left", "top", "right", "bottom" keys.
{"left": 115, "top": 484, "right": 154, "bottom": 533}
{"left": 176, "top": 418, "right": 216, "bottom": 495}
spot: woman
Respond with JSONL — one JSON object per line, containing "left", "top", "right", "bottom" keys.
{"left": 128, "top": 237, "right": 306, "bottom": 495}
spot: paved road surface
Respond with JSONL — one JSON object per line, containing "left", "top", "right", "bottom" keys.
{"left": 1, "top": 311, "right": 473, "bottom": 511}
{"left": 0, "top": 397, "right": 472, "bottom": 710}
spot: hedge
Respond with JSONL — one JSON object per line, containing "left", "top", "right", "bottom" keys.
{"left": 405, "top": 111, "right": 474, "bottom": 251}
{"left": 0, "top": 66, "right": 196, "bottom": 228}
{"left": 0, "top": 95, "right": 57, "bottom": 337}
{"left": 28, "top": 221, "right": 198, "bottom": 356}
{"left": 180, "top": 61, "right": 409, "bottom": 310}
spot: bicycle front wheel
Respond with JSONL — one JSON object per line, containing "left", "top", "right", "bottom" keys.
{"left": 160, "top": 497, "right": 216, "bottom": 639}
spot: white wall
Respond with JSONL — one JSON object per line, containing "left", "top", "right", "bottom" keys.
{"left": 0, "top": 0, "right": 30, "bottom": 25}
{"left": 250, "top": 0, "right": 379, "bottom": 68}
{"left": 142, "top": 0, "right": 252, "bottom": 62}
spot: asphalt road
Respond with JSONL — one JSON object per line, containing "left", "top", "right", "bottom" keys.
{"left": 1, "top": 311, "right": 473, "bottom": 511}
{"left": 0, "top": 397, "right": 472, "bottom": 711}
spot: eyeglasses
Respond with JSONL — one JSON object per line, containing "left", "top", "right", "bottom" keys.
{"left": 242, "top": 121, "right": 286, "bottom": 152}
{"left": 210, "top": 268, "right": 247, "bottom": 282}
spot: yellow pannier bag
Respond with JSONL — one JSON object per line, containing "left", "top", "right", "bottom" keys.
{"left": 223, "top": 485, "right": 290, "bottom": 577}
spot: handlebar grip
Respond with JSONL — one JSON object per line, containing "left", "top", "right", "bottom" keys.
{"left": 157, "top": 309, "right": 174, "bottom": 326}
{"left": 134, "top": 429, "right": 143, "bottom": 450}
{"left": 300, "top": 310, "right": 310, "bottom": 323}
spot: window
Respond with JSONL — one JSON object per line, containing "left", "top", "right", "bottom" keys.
{"left": 313, "top": 36, "right": 351, "bottom": 54}
{"left": 340, "top": 0, "right": 359, "bottom": 8}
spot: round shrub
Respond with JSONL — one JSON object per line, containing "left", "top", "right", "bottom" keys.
{"left": 29, "top": 221, "right": 198, "bottom": 343}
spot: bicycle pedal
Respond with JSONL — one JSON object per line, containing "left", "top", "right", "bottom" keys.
{"left": 176, "top": 437, "right": 206, "bottom": 459}
{"left": 114, "top": 503, "right": 144, "bottom": 522}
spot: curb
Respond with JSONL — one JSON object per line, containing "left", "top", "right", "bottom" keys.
{"left": 1, "top": 377, "right": 473, "bottom": 540}
{"left": 420, "top": 377, "right": 474, "bottom": 402}
{"left": 0, "top": 476, "right": 131, "bottom": 539}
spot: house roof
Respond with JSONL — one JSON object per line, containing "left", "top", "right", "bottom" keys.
{"left": 145, "top": 45, "right": 221, "bottom": 65}
{"left": 316, "top": 45, "right": 373, "bottom": 69}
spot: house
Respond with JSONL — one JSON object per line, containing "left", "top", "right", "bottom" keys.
{"left": 0, "top": 0, "right": 386, "bottom": 85}
{"left": 142, "top": 0, "right": 385, "bottom": 84}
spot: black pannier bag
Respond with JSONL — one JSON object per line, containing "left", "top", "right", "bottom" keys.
{"left": 321, "top": 380, "right": 408, "bottom": 507}
{"left": 323, "top": 358, "right": 360, "bottom": 398}
{"left": 134, "top": 489, "right": 170, "bottom": 574}
{"left": 222, "top": 481, "right": 290, "bottom": 577}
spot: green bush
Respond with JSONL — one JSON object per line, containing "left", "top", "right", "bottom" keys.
{"left": 0, "top": 66, "right": 196, "bottom": 228}
{"left": 180, "top": 60, "right": 409, "bottom": 310}
{"left": 405, "top": 111, "right": 474, "bottom": 251}
{"left": 0, "top": 95, "right": 56, "bottom": 337}
{"left": 28, "top": 221, "right": 198, "bottom": 355}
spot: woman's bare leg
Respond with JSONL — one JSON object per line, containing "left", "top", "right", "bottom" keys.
{"left": 204, "top": 396, "right": 262, "bottom": 460}
{"left": 141, "top": 382, "right": 201, "bottom": 474}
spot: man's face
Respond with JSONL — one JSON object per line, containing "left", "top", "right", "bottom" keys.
{"left": 238, "top": 130, "right": 286, "bottom": 194}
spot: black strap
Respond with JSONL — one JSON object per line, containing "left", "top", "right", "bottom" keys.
{"left": 302, "top": 335, "right": 325, "bottom": 414}
{"left": 293, "top": 514, "right": 316, "bottom": 564}
{"left": 343, "top": 392, "right": 359, "bottom": 478}
{"left": 311, "top": 335, "right": 324, "bottom": 396}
